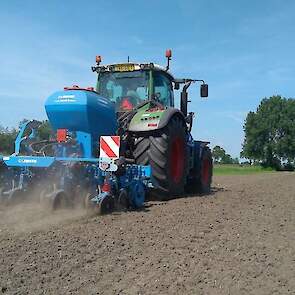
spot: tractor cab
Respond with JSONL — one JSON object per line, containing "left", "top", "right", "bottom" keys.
{"left": 92, "top": 51, "right": 208, "bottom": 116}
{"left": 94, "top": 62, "right": 175, "bottom": 112}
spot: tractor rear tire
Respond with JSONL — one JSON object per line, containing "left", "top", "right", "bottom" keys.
{"left": 133, "top": 116, "right": 188, "bottom": 200}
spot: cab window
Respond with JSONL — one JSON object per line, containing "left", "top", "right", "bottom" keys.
{"left": 97, "top": 71, "right": 149, "bottom": 111}
{"left": 153, "top": 72, "right": 174, "bottom": 107}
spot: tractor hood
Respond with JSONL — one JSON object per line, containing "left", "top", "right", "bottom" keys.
{"left": 45, "top": 89, "right": 117, "bottom": 139}
{"left": 128, "top": 103, "right": 184, "bottom": 132}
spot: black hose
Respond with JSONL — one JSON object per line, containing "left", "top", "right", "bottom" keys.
{"left": 29, "top": 140, "right": 58, "bottom": 156}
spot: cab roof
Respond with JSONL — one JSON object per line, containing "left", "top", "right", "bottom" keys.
{"left": 96, "top": 62, "right": 175, "bottom": 81}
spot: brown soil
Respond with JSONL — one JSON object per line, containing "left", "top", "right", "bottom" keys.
{"left": 0, "top": 173, "right": 294, "bottom": 294}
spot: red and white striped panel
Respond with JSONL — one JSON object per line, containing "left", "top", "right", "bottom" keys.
{"left": 99, "top": 136, "right": 120, "bottom": 159}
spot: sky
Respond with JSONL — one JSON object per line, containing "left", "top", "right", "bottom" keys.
{"left": 0, "top": 0, "right": 295, "bottom": 157}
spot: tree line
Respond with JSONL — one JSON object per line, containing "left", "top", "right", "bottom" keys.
{"left": 212, "top": 145, "right": 239, "bottom": 165}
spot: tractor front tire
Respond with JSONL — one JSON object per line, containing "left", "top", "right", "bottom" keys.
{"left": 133, "top": 116, "right": 188, "bottom": 200}
{"left": 186, "top": 147, "right": 213, "bottom": 194}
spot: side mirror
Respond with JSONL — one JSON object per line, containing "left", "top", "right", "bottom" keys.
{"left": 174, "top": 82, "right": 180, "bottom": 90}
{"left": 200, "top": 84, "right": 208, "bottom": 97}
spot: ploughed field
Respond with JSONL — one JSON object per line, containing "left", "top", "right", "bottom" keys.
{"left": 0, "top": 173, "right": 294, "bottom": 294}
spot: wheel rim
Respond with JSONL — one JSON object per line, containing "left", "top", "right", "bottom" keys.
{"left": 170, "top": 137, "right": 184, "bottom": 183}
{"left": 202, "top": 158, "right": 210, "bottom": 185}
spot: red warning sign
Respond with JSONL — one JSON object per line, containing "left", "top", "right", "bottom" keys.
{"left": 99, "top": 136, "right": 120, "bottom": 159}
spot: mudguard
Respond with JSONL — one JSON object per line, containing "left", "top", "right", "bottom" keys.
{"left": 128, "top": 106, "right": 186, "bottom": 132}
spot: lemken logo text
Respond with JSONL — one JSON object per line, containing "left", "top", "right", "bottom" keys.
{"left": 55, "top": 95, "right": 76, "bottom": 103}
{"left": 18, "top": 159, "right": 38, "bottom": 164}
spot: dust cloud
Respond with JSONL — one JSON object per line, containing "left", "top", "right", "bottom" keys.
{"left": 0, "top": 200, "right": 86, "bottom": 234}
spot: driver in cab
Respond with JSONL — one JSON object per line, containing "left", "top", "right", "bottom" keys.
{"left": 120, "top": 84, "right": 140, "bottom": 111}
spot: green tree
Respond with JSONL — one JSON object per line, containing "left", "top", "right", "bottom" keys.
{"left": 0, "top": 127, "right": 17, "bottom": 155}
{"left": 38, "top": 120, "right": 52, "bottom": 140}
{"left": 241, "top": 95, "right": 295, "bottom": 169}
{"left": 212, "top": 145, "right": 238, "bottom": 164}
{"left": 212, "top": 145, "right": 226, "bottom": 163}
{"left": 223, "top": 153, "right": 233, "bottom": 164}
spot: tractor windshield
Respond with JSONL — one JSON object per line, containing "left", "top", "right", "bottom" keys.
{"left": 97, "top": 71, "right": 149, "bottom": 111}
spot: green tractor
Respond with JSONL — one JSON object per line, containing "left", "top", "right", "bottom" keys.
{"left": 92, "top": 50, "right": 213, "bottom": 200}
